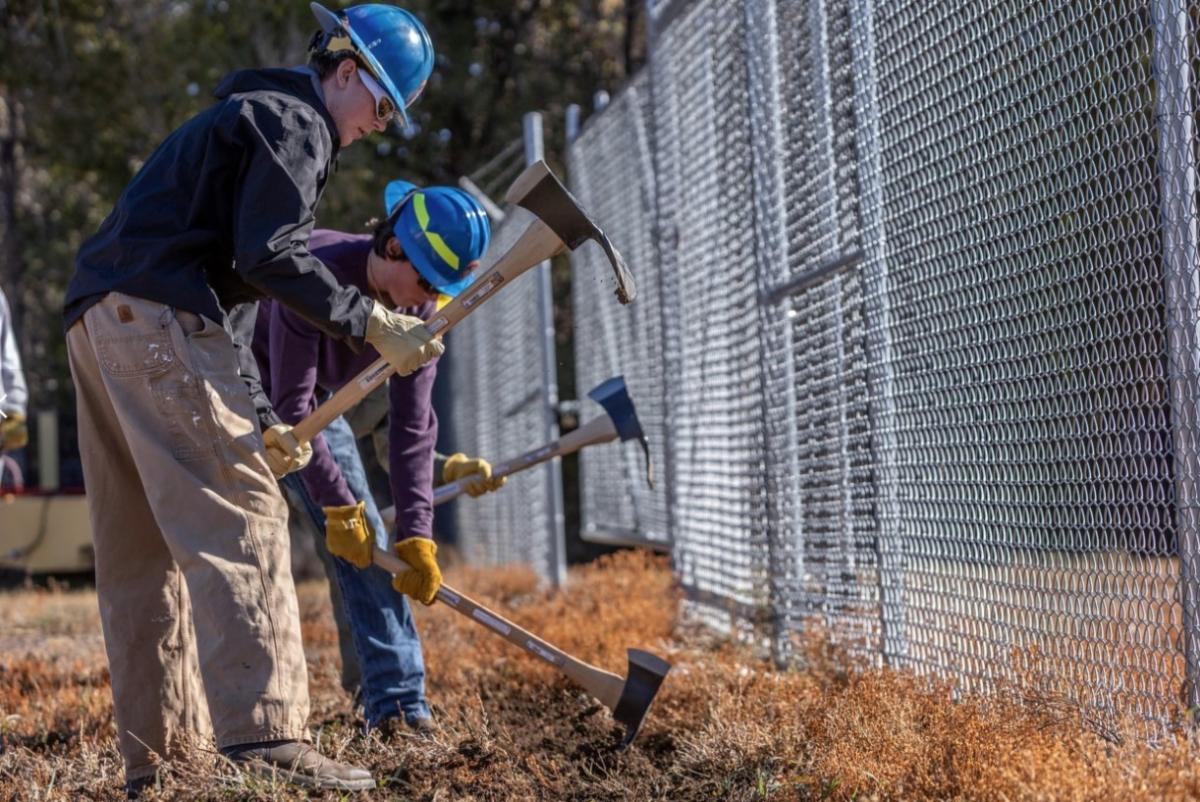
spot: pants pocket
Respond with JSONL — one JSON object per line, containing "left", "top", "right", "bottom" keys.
{"left": 174, "top": 309, "right": 208, "bottom": 337}
{"left": 150, "top": 369, "right": 218, "bottom": 463}
{"left": 95, "top": 331, "right": 176, "bottom": 377}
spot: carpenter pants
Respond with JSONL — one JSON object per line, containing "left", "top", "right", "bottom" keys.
{"left": 66, "top": 293, "right": 308, "bottom": 781}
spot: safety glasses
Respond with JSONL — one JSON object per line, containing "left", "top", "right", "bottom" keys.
{"left": 359, "top": 69, "right": 399, "bottom": 126}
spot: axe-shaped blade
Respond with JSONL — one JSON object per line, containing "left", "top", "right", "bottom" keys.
{"left": 506, "top": 161, "right": 636, "bottom": 305}
{"left": 373, "top": 547, "right": 670, "bottom": 749}
{"left": 588, "top": 376, "right": 654, "bottom": 489}
{"left": 612, "top": 649, "right": 671, "bottom": 748}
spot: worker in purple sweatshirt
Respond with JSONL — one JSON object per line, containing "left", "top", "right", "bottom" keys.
{"left": 253, "top": 180, "right": 503, "bottom": 732}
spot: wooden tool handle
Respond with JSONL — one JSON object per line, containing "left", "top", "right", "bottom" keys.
{"left": 373, "top": 546, "right": 625, "bottom": 708}
{"left": 293, "top": 218, "right": 564, "bottom": 445}
{"left": 433, "top": 414, "right": 620, "bottom": 506}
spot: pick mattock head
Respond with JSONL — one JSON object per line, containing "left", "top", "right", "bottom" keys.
{"left": 611, "top": 648, "right": 671, "bottom": 748}
{"left": 505, "top": 160, "right": 637, "bottom": 305}
{"left": 588, "top": 376, "right": 654, "bottom": 489}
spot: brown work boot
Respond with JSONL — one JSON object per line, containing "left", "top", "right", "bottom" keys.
{"left": 225, "top": 740, "right": 374, "bottom": 791}
{"left": 375, "top": 716, "right": 439, "bottom": 740}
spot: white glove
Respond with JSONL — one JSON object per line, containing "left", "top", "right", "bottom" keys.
{"left": 263, "top": 423, "right": 313, "bottom": 478}
{"left": 364, "top": 303, "right": 444, "bottom": 377}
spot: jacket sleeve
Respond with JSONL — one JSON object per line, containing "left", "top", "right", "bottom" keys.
{"left": 228, "top": 97, "right": 374, "bottom": 347}
{"left": 267, "top": 301, "right": 356, "bottom": 509}
{"left": 0, "top": 288, "right": 27, "bottom": 415}
{"left": 387, "top": 355, "right": 439, "bottom": 539}
{"left": 228, "top": 302, "right": 281, "bottom": 431}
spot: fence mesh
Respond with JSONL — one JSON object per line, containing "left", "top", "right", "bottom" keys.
{"left": 444, "top": 139, "right": 563, "bottom": 579}
{"left": 565, "top": 0, "right": 1200, "bottom": 728}
{"left": 568, "top": 72, "right": 672, "bottom": 549}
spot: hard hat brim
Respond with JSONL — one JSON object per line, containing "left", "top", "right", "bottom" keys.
{"left": 310, "top": 2, "right": 341, "bottom": 33}
{"left": 400, "top": 230, "right": 477, "bottom": 299}
{"left": 385, "top": 180, "right": 419, "bottom": 218}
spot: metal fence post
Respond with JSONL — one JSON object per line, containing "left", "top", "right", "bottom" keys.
{"left": 1150, "top": 0, "right": 1200, "bottom": 711}
{"left": 743, "top": 0, "right": 796, "bottom": 666}
{"left": 37, "top": 410, "right": 59, "bottom": 492}
{"left": 523, "top": 111, "right": 568, "bottom": 587}
{"left": 565, "top": 103, "right": 581, "bottom": 146}
{"left": 848, "top": 0, "right": 904, "bottom": 667}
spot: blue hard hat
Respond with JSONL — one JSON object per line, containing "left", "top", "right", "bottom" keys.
{"left": 384, "top": 181, "right": 492, "bottom": 299}
{"left": 310, "top": 3, "right": 434, "bottom": 127}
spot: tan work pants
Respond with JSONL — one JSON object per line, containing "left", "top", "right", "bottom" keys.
{"left": 66, "top": 293, "right": 308, "bottom": 780}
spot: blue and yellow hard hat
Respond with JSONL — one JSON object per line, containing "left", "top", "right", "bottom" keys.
{"left": 384, "top": 181, "right": 492, "bottom": 300}
{"left": 310, "top": 3, "right": 434, "bottom": 127}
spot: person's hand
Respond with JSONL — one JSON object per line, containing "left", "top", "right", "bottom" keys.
{"left": 0, "top": 412, "right": 27, "bottom": 451}
{"left": 391, "top": 537, "right": 442, "bottom": 605}
{"left": 365, "top": 303, "right": 444, "bottom": 377}
{"left": 324, "top": 501, "right": 373, "bottom": 568}
{"left": 262, "top": 424, "right": 312, "bottom": 478}
{"left": 442, "top": 452, "right": 506, "bottom": 498}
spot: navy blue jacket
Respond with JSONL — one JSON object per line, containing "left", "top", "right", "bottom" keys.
{"left": 65, "top": 67, "right": 374, "bottom": 426}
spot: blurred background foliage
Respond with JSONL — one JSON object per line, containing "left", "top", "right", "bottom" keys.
{"left": 0, "top": 0, "right": 645, "bottom": 415}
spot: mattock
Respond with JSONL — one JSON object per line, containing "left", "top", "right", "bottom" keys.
{"left": 292, "top": 160, "right": 636, "bottom": 446}
{"left": 432, "top": 375, "right": 653, "bottom": 505}
{"left": 373, "top": 547, "right": 671, "bottom": 747}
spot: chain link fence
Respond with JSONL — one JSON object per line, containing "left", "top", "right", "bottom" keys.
{"left": 565, "top": 0, "right": 1200, "bottom": 730}
{"left": 567, "top": 72, "right": 673, "bottom": 550}
{"left": 443, "top": 121, "right": 565, "bottom": 585}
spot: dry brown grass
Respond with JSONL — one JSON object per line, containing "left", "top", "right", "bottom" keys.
{"left": 3, "top": 550, "right": 1200, "bottom": 800}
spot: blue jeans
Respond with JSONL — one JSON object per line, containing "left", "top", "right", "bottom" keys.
{"left": 283, "top": 415, "right": 431, "bottom": 727}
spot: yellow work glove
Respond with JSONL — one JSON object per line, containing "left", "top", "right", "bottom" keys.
{"left": 442, "top": 452, "right": 507, "bottom": 498}
{"left": 324, "top": 501, "right": 373, "bottom": 569}
{"left": 0, "top": 412, "right": 28, "bottom": 451}
{"left": 262, "top": 423, "right": 312, "bottom": 479}
{"left": 365, "top": 303, "right": 444, "bottom": 378}
{"left": 392, "top": 537, "right": 442, "bottom": 605}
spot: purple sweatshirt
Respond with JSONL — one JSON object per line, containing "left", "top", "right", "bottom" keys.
{"left": 252, "top": 229, "right": 438, "bottom": 539}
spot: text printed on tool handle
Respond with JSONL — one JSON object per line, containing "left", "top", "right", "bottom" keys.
{"left": 472, "top": 609, "right": 512, "bottom": 635}
{"left": 461, "top": 274, "right": 504, "bottom": 310}
{"left": 526, "top": 640, "right": 563, "bottom": 666}
{"left": 358, "top": 362, "right": 392, "bottom": 391}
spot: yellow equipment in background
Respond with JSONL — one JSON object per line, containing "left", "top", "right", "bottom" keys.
{"left": 0, "top": 492, "right": 94, "bottom": 574}
{"left": 0, "top": 413, "right": 95, "bottom": 575}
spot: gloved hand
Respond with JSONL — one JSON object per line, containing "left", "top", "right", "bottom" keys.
{"left": 392, "top": 537, "right": 442, "bottom": 605}
{"left": 262, "top": 423, "right": 312, "bottom": 479}
{"left": 442, "top": 452, "right": 507, "bottom": 498}
{"left": 365, "top": 303, "right": 444, "bottom": 377}
{"left": 324, "top": 501, "right": 373, "bottom": 569}
{"left": 0, "top": 412, "right": 28, "bottom": 451}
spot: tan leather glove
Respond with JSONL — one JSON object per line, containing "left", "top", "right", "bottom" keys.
{"left": 365, "top": 303, "right": 444, "bottom": 377}
{"left": 0, "top": 412, "right": 28, "bottom": 451}
{"left": 262, "top": 423, "right": 312, "bottom": 479}
{"left": 324, "top": 501, "right": 373, "bottom": 569}
{"left": 442, "top": 452, "right": 506, "bottom": 498}
{"left": 392, "top": 537, "right": 442, "bottom": 605}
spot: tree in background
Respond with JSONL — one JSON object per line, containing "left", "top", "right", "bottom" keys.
{"left": 0, "top": 0, "right": 644, "bottom": 427}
